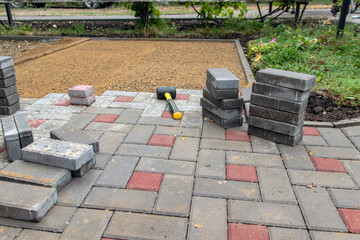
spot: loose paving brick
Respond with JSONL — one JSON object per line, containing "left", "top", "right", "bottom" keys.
{"left": 203, "top": 87, "right": 243, "bottom": 110}
{"left": 148, "top": 134, "right": 176, "bottom": 147}
{"left": 59, "top": 208, "right": 112, "bottom": 240}
{"left": 258, "top": 167, "right": 297, "bottom": 204}
{"left": 1, "top": 116, "right": 22, "bottom": 161}
{"left": 113, "top": 96, "right": 135, "bottom": 102}
{"left": 196, "top": 149, "right": 225, "bottom": 179}
{"left": 154, "top": 126, "right": 201, "bottom": 138}
{"left": 249, "top": 104, "right": 305, "bottom": 125}
{"left": 278, "top": 144, "right": 315, "bottom": 170}
{"left": 201, "top": 138, "right": 251, "bottom": 152}
{"left": 0, "top": 102, "right": 20, "bottom": 115}
{"left": 95, "top": 156, "right": 138, "bottom": 188}
{"left": 300, "top": 136, "right": 328, "bottom": 146}
{"left": 201, "top": 98, "right": 242, "bottom": 119}
{"left": 338, "top": 208, "right": 360, "bottom": 233}
{"left": 194, "top": 177, "right": 260, "bottom": 200}
{"left": 115, "top": 143, "right": 171, "bottom": 159}
{"left": 154, "top": 174, "right": 193, "bottom": 217}
{"left": 0, "top": 56, "right": 14, "bottom": 69}
{"left": 228, "top": 223, "right": 269, "bottom": 240}
{"left": 268, "top": 227, "right": 310, "bottom": 240}
{"left": 227, "top": 164, "right": 258, "bottom": 182}
{"left": 92, "top": 154, "right": 111, "bottom": 170}
{"left": 15, "top": 229, "right": 60, "bottom": 240}
{"left": 187, "top": 196, "right": 227, "bottom": 240}
{"left": 248, "top": 115, "right": 303, "bottom": 136}
{"left": 0, "top": 226, "right": 21, "bottom": 240}
{"left": 202, "top": 108, "right": 242, "bottom": 129}
{"left": 311, "top": 157, "right": 347, "bottom": 173}
{"left": 114, "top": 109, "right": 143, "bottom": 124}
{"left": 226, "top": 130, "right": 250, "bottom": 141}
{"left": 0, "top": 84, "right": 17, "bottom": 98}
{"left": 68, "top": 85, "right": 94, "bottom": 98}
{"left": 248, "top": 125, "right": 303, "bottom": 146}
{"left": 84, "top": 122, "right": 132, "bottom": 133}
{"left": 14, "top": 113, "right": 33, "bottom": 148}
{"left": 0, "top": 92, "right": 19, "bottom": 106}
{"left": 310, "top": 231, "right": 360, "bottom": 240}
{"left": 98, "top": 132, "right": 125, "bottom": 155}
{"left": 318, "top": 128, "right": 354, "bottom": 147}
{"left": 206, "top": 80, "right": 239, "bottom": 99}
{"left": 124, "top": 125, "right": 155, "bottom": 144}
{"left": 307, "top": 146, "right": 360, "bottom": 160}
{"left": 71, "top": 156, "right": 95, "bottom": 177}
{"left": 0, "top": 75, "right": 16, "bottom": 88}
{"left": 328, "top": 188, "right": 360, "bottom": 209}
{"left": 104, "top": 211, "right": 187, "bottom": 240}
{"left": 201, "top": 121, "right": 225, "bottom": 139}
{"left": 252, "top": 82, "right": 310, "bottom": 102}
{"left": 207, "top": 68, "right": 240, "bottom": 89}
{"left": 83, "top": 187, "right": 156, "bottom": 213}
{"left": 250, "top": 135, "right": 280, "bottom": 154}
{"left": 228, "top": 200, "right": 305, "bottom": 228}
{"left": 170, "top": 137, "right": 199, "bottom": 161}
{"left": 136, "top": 157, "right": 195, "bottom": 175}
{"left": 342, "top": 126, "right": 360, "bottom": 137}
{"left": 180, "top": 111, "right": 203, "bottom": 128}
{"left": 65, "top": 113, "right": 97, "bottom": 129}
{"left": 294, "top": 186, "right": 347, "bottom": 232}
{"left": 0, "top": 67, "right": 15, "bottom": 80}
{"left": 342, "top": 161, "right": 360, "bottom": 188}
{"left": 126, "top": 172, "right": 163, "bottom": 191}
{"left": 57, "top": 169, "right": 101, "bottom": 207}
{"left": 227, "top": 151, "right": 284, "bottom": 168}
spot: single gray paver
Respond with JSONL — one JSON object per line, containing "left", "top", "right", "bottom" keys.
{"left": 206, "top": 80, "right": 238, "bottom": 99}
{"left": 65, "top": 113, "right": 97, "bottom": 129}
{"left": 170, "top": 137, "right": 199, "bottom": 161}
{"left": 207, "top": 68, "right": 240, "bottom": 89}
{"left": 342, "top": 126, "right": 360, "bottom": 137}
{"left": 154, "top": 174, "right": 193, "bottom": 217}
{"left": 196, "top": 149, "right": 225, "bottom": 179}
{"left": 0, "top": 66, "right": 14, "bottom": 79}
{"left": 0, "top": 56, "right": 14, "bottom": 69}
{"left": 142, "top": 103, "right": 166, "bottom": 118}
{"left": 203, "top": 87, "right": 243, "bottom": 110}
{"left": 137, "top": 116, "right": 181, "bottom": 127}
{"left": 104, "top": 211, "right": 188, "bottom": 240}
{"left": 115, "top": 143, "right": 171, "bottom": 159}
{"left": 15, "top": 229, "right": 60, "bottom": 240}
{"left": 307, "top": 146, "right": 360, "bottom": 160}
{"left": 202, "top": 108, "right": 243, "bottom": 129}
{"left": 59, "top": 208, "right": 112, "bottom": 240}
{"left": 135, "top": 157, "right": 195, "bottom": 175}
{"left": 83, "top": 187, "right": 157, "bottom": 213}
{"left": 226, "top": 151, "right": 284, "bottom": 168}
{"left": 248, "top": 115, "right": 303, "bottom": 136}
{"left": 351, "top": 136, "right": 360, "bottom": 151}
{"left": 300, "top": 136, "right": 328, "bottom": 146}
{"left": 71, "top": 156, "right": 95, "bottom": 177}
{"left": 201, "top": 139, "right": 251, "bottom": 152}
{"left": 0, "top": 181, "right": 57, "bottom": 222}
{"left": 194, "top": 177, "right": 260, "bottom": 201}
{"left": 154, "top": 126, "right": 201, "bottom": 138}
{"left": 0, "top": 205, "right": 76, "bottom": 233}
{"left": 0, "top": 226, "right": 21, "bottom": 240}
{"left": 0, "top": 75, "right": 16, "bottom": 88}
{"left": 294, "top": 186, "right": 347, "bottom": 232}
{"left": 98, "top": 132, "right": 125, "bottom": 155}
{"left": 278, "top": 144, "right": 315, "bottom": 170}
{"left": 92, "top": 154, "right": 111, "bottom": 169}
{"left": 1, "top": 116, "right": 22, "bottom": 161}
{"left": 115, "top": 109, "right": 143, "bottom": 124}
{"left": 83, "top": 130, "right": 103, "bottom": 140}
{"left": 132, "top": 92, "right": 153, "bottom": 103}
{"left": 250, "top": 135, "right": 279, "bottom": 154}
{"left": 318, "top": 128, "right": 354, "bottom": 148}
{"left": 252, "top": 82, "right": 310, "bottom": 102}
{"left": 0, "top": 84, "right": 17, "bottom": 98}
{"left": 14, "top": 113, "right": 33, "bottom": 148}
{"left": 258, "top": 167, "right": 297, "bottom": 204}
{"left": 289, "top": 169, "right": 357, "bottom": 188}
{"left": 201, "top": 121, "right": 225, "bottom": 139}
{"left": 187, "top": 196, "right": 227, "bottom": 240}
{"left": 0, "top": 92, "right": 19, "bottom": 105}
{"left": 310, "top": 231, "right": 360, "bottom": 240}
{"left": 95, "top": 156, "right": 138, "bottom": 188}
{"left": 57, "top": 169, "right": 101, "bottom": 207}
{"left": 200, "top": 98, "right": 242, "bottom": 119}
{"left": 250, "top": 104, "right": 305, "bottom": 125}
{"left": 228, "top": 200, "right": 305, "bottom": 228}
{"left": 0, "top": 160, "right": 71, "bottom": 191}
{"left": 0, "top": 102, "right": 20, "bottom": 115}
{"left": 342, "top": 160, "right": 360, "bottom": 188}
{"left": 84, "top": 122, "right": 132, "bottom": 133}
{"left": 328, "top": 188, "right": 360, "bottom": 209}
{"left": 123, "top": 125, "right": 155, "bottom": 144}
{"left": 180, "top": 111, "right": 203, "bottom": 128}
{"left": 268, "top": 227, "right": 310, "bottom": 240}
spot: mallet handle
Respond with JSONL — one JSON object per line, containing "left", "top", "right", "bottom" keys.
{"left": 165, "top": 93, "right": 182, "bottom": 120}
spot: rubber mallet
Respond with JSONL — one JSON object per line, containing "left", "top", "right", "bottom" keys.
{"left": 156, "top": 86, "right": 182, "bottom": 120}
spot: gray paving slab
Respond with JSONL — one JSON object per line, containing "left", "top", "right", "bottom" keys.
{"left": 135, "top": 157, "right": 195, "bottom": 175}
{"left": 351, "top": 136, "right": 360, "bottom": 151}
{"left": 342, "top": 160, "right": 360, "bottom": 188}
{"left": 252, "top": 82, "right": 310, "bottom": 102}
{"left": 202, "top": 108, "right": 243, "bottom": 129}
{"left": 206, "top": 80, "right": 239, "bottom": 99}
{"left": 200, "top": 97, "right": 242, "bottom": 119}
{"left": 207, "top": 68, "right": 240, "bottom": 89}
{"left": 0, "top": 206, "right": 76, "bottom": 233}
{"left": 0, "top": 226, "right": 21, "bottom": 240}
{"left": 203, "top": 87, "right": 243, "bottom": 110}
{"left": 71, "top": 156, "right": 95, "bottom": 177}
{"left": 250, "top": 135, "right": 280, "bottom": 154}
{"left": 202, "top": 121, "right": 226, "bottom": 139}
{"left": 137, "top": 116, "right": 181, "bottom": 127}
{"left": 95, "top": 156, "right": 138, "bottom": 188}
{"left": 115, "top": 143, "right": 171, "bottom": 159}
{"left": 248, "top": 125, "right": 303, "bottom": 146}
{"left": 15, "top": 229, "right": 60, "bottom": 240}
{"left": 59, "top": 208, "right": 112, "bottom": 240}
{"left": 187, "top": 196, "right": 227, "bottom": 240}
{"left": 89, "top": 95, "right": 116, "bottom": 108}
{"left": 98, "top": 132, "right": 126, "bottom": 155}
{"left": 0, "top": 56, "right": 14, "bottom": 70}
{"left": 123, "top": 125, "right": 155, "bottom": 144}
{"left": 201, "top": 138, "right": 251, "bottom": 152}
{"left": 196, "top": 149, "right": 225, "bottom": 179}
{"left": 104, "top": 211, "right": 188, "bottom": 240}
{"left": 154, "top": 126, "right": 201, "bottom": 138}
{"left": 194, "top": 177, "right": 260, "bottom": 201}
{"left": 132, "top": 92, "right": 154, "bottom": 103}
{"left": 0, "top": 84, "right": 17, "bottom": 98}
{"left": 228, "top": 200, "right": 305, "bottom": 228}
{"left": 294, "top": 186, "right": 347, "bottom": 232}
{"left": 258, "top": 167, "right": 297, "bottom": 204}
{"left": 57, "top": 169, "right": 101, "bottom": 207}
{"left": 226, "top": 151, "right": 284, "bottom": 168}
{"left": 82, "top": 187, "right": 156, "bottom": 213}
{"left": 250, "top": 104, "right": 305, "bottom": 125}
{"left": 299, "top": 135, "right": 328, "bottom": 146}
{"left": 82, "top": 130, "right": 103, "bottom": 140}
{"left": 0, "top": 92, "right": 19, "bottom": 106}
{"left": 63, "top": 113, "right": 98, "bottom": 129}
{"left": 108, "top": 101, "right": 147, "bottom": 109}
{"left": 92, "top": 154, "right": 111, "bottom": 169}
{"left": 248, "top": 115, "right": 304, "bottom": 136}
{"left": 310, "top": 231, "right": 360, "bottom": 240}
{"left": 307, "top": 146, "right": 360, "bottom": 160}
{"left": 102, "top": 90, "right": 138, "bottom": 97}
{"left": 170, "top": 137, "right": 199, "bottom": 161}
{"left": 0, "top": 102, "right": 20, "bottom": 115}
{"left": 114, "top": 108, "right": 143, "bottom": 124}
{"left": 342, "top": 126, "right": 360, "bottom": 137}
{"left": 328, "top": 188, "right": 360, "bottom": 209}
{"left": 268, "top": 227, "right": 310, "bottom": 240}
{"left": 142, "top": 103, "right": 167, "bottom": 118}
{"left": 1, "top": 116, "right": 22, "bottom": 161}
{"left": 13, "top": 113, "right": 33, "bottom": 148}
{"left": 180, "top": 111, "right": 203, "bottom": 128}
{"left": 278, "top": 144, "right": 315, "bottom": 170}
{"left": 318, "top": 128, "right": 354, "bottom": 147}
{"left": 31, "top": 93, "right": 65, "bottom": 105}
{"left": 84, "top": 122, "right": 132, "bottom": 133}
{"left": 154, "top": 174, "right": 193, "bottom": 217}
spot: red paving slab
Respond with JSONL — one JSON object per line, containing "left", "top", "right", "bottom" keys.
{"left": 28, "top": 119, "right": 46, "bottom": 128}
{"left": 311, "top": 157, "right": 347, "bottom": 173}
{"left": 175, "top": 94, "right": 190, "bottom": 100}
{"left": 148, "top": 134, "right": 176, "bottom": 147}
{"left": 92, "top": 114, "right": 118, "bottom": 123}
{"left": 303, "top": 127, "right": 321, "bottom": 136}
{"left": 227, "top": 164, "right": 258, "bottom": 183}
{"left": 126, "top": 172, "right": 163, "bottom": 192}
{"left": 0, "top": 148, "right": 5, "bottom": 154}
{"left": 52, "top": 99, "right": 70, "bottom": 106}
{"left": 113, "top": 96, "right": 135, "bottom": 103}
{"left": 228, "top": 223, "right": 269, "bottom": 240}
{"left": 68, "top": 84, "right": 93, "bottom": 91}
{"left": 338, "top": 208, "right": 360, "bottom": 233}
{"left": 161, "top": 111, "right": 185, "bottom": 119}
{"left": 226, "top": 131, "right": 251, "bottom": 142}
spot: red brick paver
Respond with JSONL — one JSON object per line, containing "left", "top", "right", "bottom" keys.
{"left": 162, "top": 111, "right": 184, "bottom": 119}
{"left": 126, "top": 172, "right": 163, "bottom": 192}
{"left": 52, "top": 99, "right": 70, "bottom": 106}
{"left": 226, "top": 131, "right": 251, "bottom": 142}
{"left": 0, "top": 148, "right": 5, "bottom": 154}
{"left": 228, "top": 223, "right": 269, "bottom": 240}
{"left": 92, "top": 114, "right": 118, "bottom": 123}
{"left": 311, "top": 157, "right": 347, "bottom": 173}
{"left": 303, "top": 127, "right": 321, "bottom": 136}
{"left": 338, "top": 208, "right": 360, "bottom": 233}
{"left": 176, "top": 94, "right": 189, "bottom": 100}
{"left": 148, "top": 134, "right": 176, "bottom": 147}
{"left": 68, "top": 84, "right": 93, "bottom": 91}
{"left": 227, "top": 164, "right": 258, "bottom": 183}
{"left": 113, "top": 96, "right": 135, "bottom": 103}
{"left": 28, "top": 119, "right": 46, "bottom": 128}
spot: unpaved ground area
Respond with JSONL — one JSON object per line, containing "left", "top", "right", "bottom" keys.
{"left": 12, "top": 40, "right": 247, "bottom": 97}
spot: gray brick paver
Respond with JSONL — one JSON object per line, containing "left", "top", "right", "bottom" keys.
{"left": 0, "top": 226, "right": 21, "bottom": 240}
{"left": 196, "top": 149, "right": 225, "bottom": 179}
{"left": 154, "top": 126, "right": 201, "bottom": 137}
{"left": 299, "top": 135, "right": 328, "bottom": 146}
{"left": 226, "top": 151, "right": 284, "bottom": 168}
{"left": 268, "top": 227, "right": 310, "bottom": 240}
{"left": 81, "top": 107, "right": 124, "bottom": 115}
{"left": 115, "top": 143, "right": 171, "bottom": 159}
{"left": 135, "top": 157, "right": 195, "bottom": 175}
{"left": 13, "top": 229, "right": 60, "bottom": 240}
{"left": 98, "top": 132, "right": 126, "bottom": 155}
{"left": 342, "top": 160, "right": 360, "bottom": 188}
{"left": 351, "top": 136, "right": 360, "bottom": 151}
{"left": 318, "top": 128, "right": 354, "bottom": 147}
{"left": 278, "top": 144, "right": 315, "bottom": 170}
{"left": 114, "top": 109, "right": 143, "bottom": 124}
{"left": 201, "top": 139, "right": 252, "bottom": 152}
{"left": 201, "top": 121, "right": 225, "bottom": 139}
{"left": 137, "top": 116, "right": 181, "bottom": 126}
{"left": 328, "top": 188, "right": 360, "bottom": 209}
{"left": 250, "top": 135, "right": 280, "bottom": 154}
{"left": 180, "top": 111, "right": 203, "bottom": 128}
{"left": 92, "top": 154, "right": 112, "bottom": 169}
{"left": 342, "top": 126, "right": 360, "bottom": 137}
{"left": 123, "top": 125, "right": 155, "bottom": 144}
{"left": 170, "top": 137, "right": 200, "bottom": 161}
{"left": 310, "top": 231, "right": 360, "bottom": 240}
{"left": 307, "top": 146, "right": 360, "bottom": 160}
{"left": 84, "top": 122, "right": 132, "bottom": 133}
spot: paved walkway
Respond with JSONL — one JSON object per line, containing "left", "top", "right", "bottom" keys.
{"left": 1, "top": 90, "right": 360, "bottom": 240}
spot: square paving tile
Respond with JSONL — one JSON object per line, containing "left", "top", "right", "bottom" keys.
{"left": 303, "top": 127, "right": 321, "bottom": 136}
{"left": 113, "top": 96, "right": 135, "bottom": 102}
{"left": 226, "top": 131, "right": 250, "bottom": 142}
{"left": 126, "top": 172, "right": 163, "bottom": 191}
{"left": 162, "top": 111, "right": 184, "bottom": 118}
{"left": 311, "top": 157, "right": 347, "bottom": 173}
{"left": 92, "top": 114, "right": 118, "bottom": 123}
{"left": 148, "top": 134, "right": 176, "bottom": 147}
{"left": 338, "top": 208, "right": 360, "bottom": 233}
{"left": 52, "top": 99, "right": 70, "bottom": 106}
{"left": 28, "top": 119, "right": 46, "bottom": 128}
{"left": 228, "top": 223, "right": 269, "bottom": 240}
{"left": 227, "top": 164, "right": 258, "bottom": 182}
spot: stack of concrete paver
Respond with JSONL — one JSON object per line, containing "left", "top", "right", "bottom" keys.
{"left": 248, "top": 68, "right": 316, "bottom": 146}
{"left": 201, "top": 68, "right": 243, "bottom": 129}
{"left": 68, "top": 85, "right": 96, "bottom": 106}
{"left": 0, "top": 56, "right": 20, "bottom": 115}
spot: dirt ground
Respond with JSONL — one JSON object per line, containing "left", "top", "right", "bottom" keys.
{"left": 11, "top": 39, "right": 247, "bottom": 98}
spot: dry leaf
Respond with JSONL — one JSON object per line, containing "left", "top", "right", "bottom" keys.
{"left": 209, "top": 119, "right": 214, "bottom": 123}
{"left": 306, "top": 184, "right": 313, "bottom": 188}
{"left": 308, "top": 150, "right": 313, "bottom": 156}
{"left": 182, "top": 137, "right": 188, "bottom": 140}
{"left": 192, "top": 223, "right": 203, "bottom": 229}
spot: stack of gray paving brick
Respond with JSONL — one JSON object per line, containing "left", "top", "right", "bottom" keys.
{"left": 68, "top": 85, "right": 95, "bottom": 106}
{"left": 248, "top": 68, "right": 316, "bottom": 146}
{"left": 201, "top": 68, "right": 243, "bottom": 129}
{"left": 0, "top": 56, "right": 20, "bottom": 115}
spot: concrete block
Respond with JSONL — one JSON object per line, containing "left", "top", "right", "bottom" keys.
{"left": 0, "top": 102, "right": 20, "bottom": 115}
{"left": 202, "top": 108, "right": 242, "bottom": 129}
{"left": 241, "top": 87, "right": 252, "bottom": 102}
{"left": 328, "top": 188, "right": 360, "bottom": 209}
{"left": 14, "top": 112, "right": 33, "bottom": 148}
{"left": 250, "top": 135, "right": 280, "bottom": 154}
{"left": 135, "top": 157, "right": 195, "bottom": 175}
{"left": 68, "top": 85, "right": 94, "bottom": 98}
{"left": 252, "top": 82, "right": 310, "bottom": 102}
{"left": 201, "top": 97, "right": 241, "bottom": 120}
{"left": 0, "top": 84, "right": 17, "bottom": 98}
{"left": 0, "top": 66, "right": 15, "bottom": 79}
{"left": 202, "top": 120, "right": 226, "bottom": 139}
{"left": 227, "top": 151, "right": 284, "bottom": 168}
{"left": 0, "top": 92, "right": 19, "bottom": 106}
{"left": 0, "top": 160, "right": 71, "bottom": 191}
{"left": 0, "top": 75, "right": 16, "bottom": 88}
{"left": 196, "top": 149, "right": 226, "bottom": 179}
{"left": 249, "top": 104, "right": 305, "bottom": 125}
{"left": 98, "top": 132, "right": 126, "bottom": 155}
{"left": 278, "top": 144, "right": 315, "bottom": 170}
{"left": 268, "top": 227, "right": 310, "bottom": 240}
{"left": 308, "top": 146, "right": 360, "bottom": 160}
{"left": 248, "top": 125, "right": 303, "bottom": 146}
{"left": 249, "top": 115, "right": 303, "bottom": 136}
{"left": 0, "top": 56, "right": 14, "bottom": 70}
{"left": 206, "top": 80, "right": 239, "bottom": 100}
{"left": 114, "top": 109, "right": 143, "bottom": 124}
{"left": 71, "top": 156, "right": 95, "bottom": 177}
{"left": 70, "top": 94, "right": 96, "bottom": 106}
{"left": 200, "top": 138, "right": 252, "bottom": 151}
{"left": 92, "top": 154, "right": 111, "bottom": 169}
{"left": 123, "top": 125, "right": 155, "bottom": 144}
{"left": 257, "top": 68, "right": 316, "bottom": 91}
{"left": 50, "top": 127, "right": 99, "bottom": 153}
{"left": 169, "top": 137, "right": 199, "bottom": 162}
{"left": 22, "top": 139, "right": 94, "bottom": 171}
{"left": 318, "top": 128, "right": 354, "bottom": 147}
{"left": 115, "top": 143, "right": 171, "bottom": 159}
{"left": 206, "top": 68, "right": 240, "bottom": 89}
{"left": 203, "top": 88, "right": 244, "bottom": 109}
{"left": 0, "top": 181, "right": 57, "bottom": 222}
{"left": 1, "top": 116, "right": 22, "bottom": 161}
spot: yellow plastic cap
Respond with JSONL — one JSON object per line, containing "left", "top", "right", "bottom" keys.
{"left": 173, "top": 112, "right": 182, "bottom": 120}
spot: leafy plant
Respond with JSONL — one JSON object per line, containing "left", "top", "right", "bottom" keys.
{"left": 185, "top": 2, "right": 248, "bottom": 20}
{"left": 123, "top": 2, "right": 160, "bottom": 27}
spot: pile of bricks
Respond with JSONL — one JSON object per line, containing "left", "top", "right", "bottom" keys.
{"left": 0, "top": 56, "right": 20, "bottom": 115}
{"left": 201, "top": 68, "right": 243, "bottom": 129}
{"left": 248, "top": 68, "right": 316, "bottom": 146}
{"left": 68, "top": 85, "right": 96, "bottom": 106}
